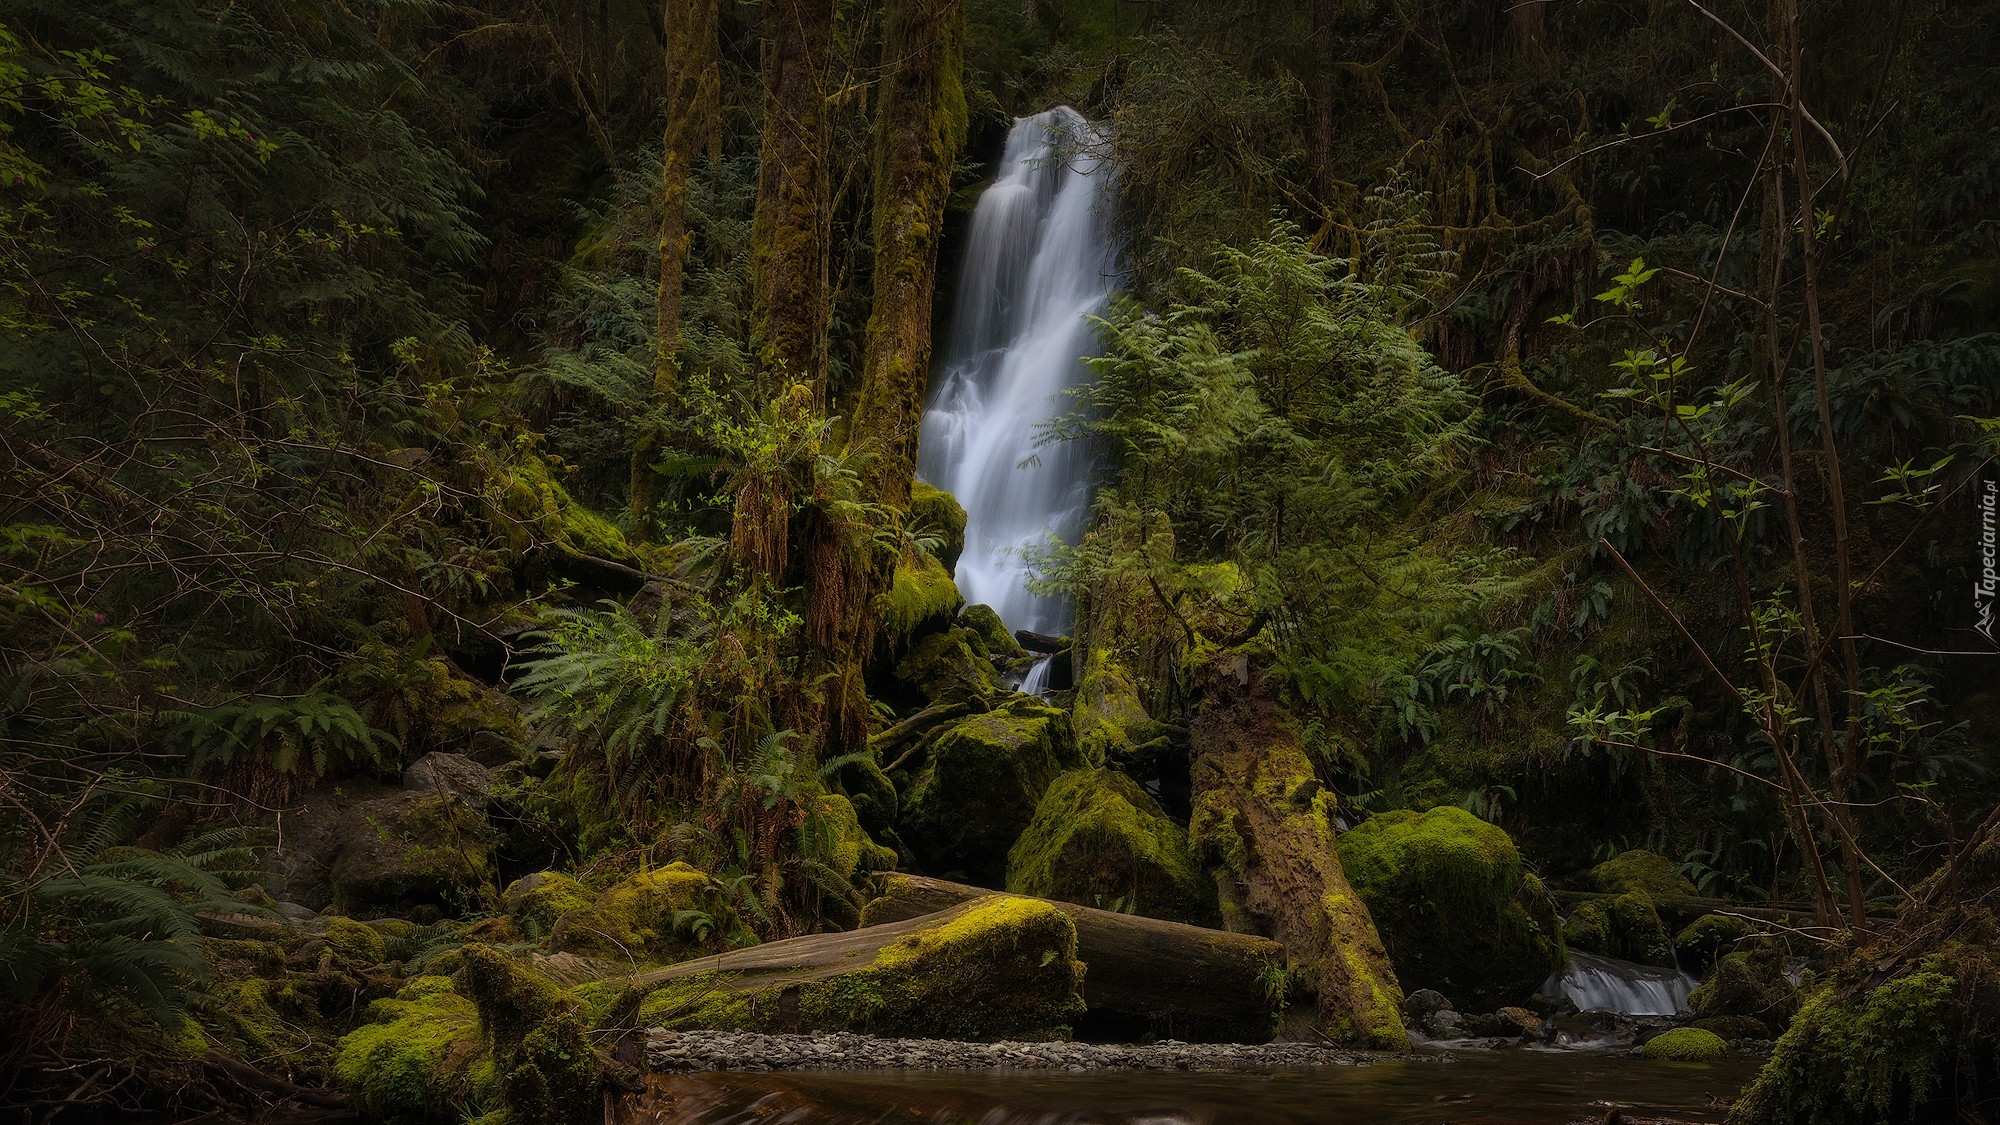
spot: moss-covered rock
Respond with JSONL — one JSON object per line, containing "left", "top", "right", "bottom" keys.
{"left": 455, "top": 946, "right": 601, "bottom": 1125}
{"left": 899, "top": 695, "right": 1085, "bottom": 884}
{"left": 812, "top": 793, "right": 899, "bottom": 880}
{"left": 323, "top": 915, "right": 389, "bottom": 964}
{"left": 1591, "top": 850, "right": 1698, "bottom": 899}
{"left": 500, "top": 871, "right": 596, "bottom": 941}
{"left": 1691, "top": 948, "right": 1799, "bottom": 1037}
{"left": 334, "top": 975, "right": 499, "bottom": 1121}
{"left": 637, "top": 897, "right": 1085, "bottom": 1040}
{"left": 1337, "top": 806, "right": 1565, "bottom": 1012}
{"left": 1643, "top": 1026, "right": 1729, "bottom": 1061}
{"left": 891, "top": 627, "right": 1000, "bottom": 705}
{"left": 959, "top": 602, "right": 1027, "bottom": 661}
{"left": 1676, "top": 913, "right": 1750, "bottom": 974}
{"left": 1072, "top": 651, "right": 1161, "bottom": 762}
{"left": 881, "top": 551, "right": 964, "bottom": 646}
{"left": 329, "top": 791, "right": 497, "bottom": 914}
{"left": 549, "top": 862, "right": 744, "bottom": 964}
{"left": 1563, "top": 892, "right": 1674, "bottom": 966}
{"left": 908, "top": 480, "right": 966, "bottom": 575}
{"left": 1006, "top": 768, "right": 1216, "bottom": 924}
{"left": 842, "top": 755, "right": 900, "bottom": 835}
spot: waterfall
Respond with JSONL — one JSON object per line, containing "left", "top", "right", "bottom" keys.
{"left": 1543, "top": 951, "right": 1698, "bottom": 1017}
{"left": 917, "top": 106, "right": 1117, "bottom": 636}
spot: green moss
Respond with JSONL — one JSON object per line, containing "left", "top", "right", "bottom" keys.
{"left": 1006, "top": 768, "right": 1216, "bottom": 924}
{"left": 549, "top": 862, "right": 742, "bottom": 964}
{"left": 500, "top": 871, "right": 596, "bottom": 941}
{"left": 811, "top": 792, "right": 899, "bottom": 880}
{"left": 899, "top": 695, "right": 1085, "bottom": 884}
{"left": 881, "top": 552, "right": 965, "bottom": 645}
{"left": 1730, "top": 957, "right": 1964, "bottom": 1124}
{"left": 1643, "top": 1027, "right": 1729, "bottom": 1061}
{"left": 334, "top": 976, "right": 499, "bottom": 1121}
{"left": 1072, "top": 652, "right": 1156, "bottom": 762}
{"left": 891, "top": 627, "right": 999, "bottom": 703}
{"left": 496, "top": 453, "right": 633, "bottom": 563}
{"left": 330, "top": 791, "right": 497, "bottom": 913}
{"left": 1337, "top": 806, "right": 1565, "bottom": 1011}
{"left": 1563, "top": 900, "right": 1611, "bottom": 953}
{"left": 908, "top": 481, "right": 966, "bottom": 574}
{"left": 843, "top": 754, "right": 899, "bottom": 834}
{"left": 959, "top": 602, "right": 1026, "bottom": 660}
{"left": 453, "top": 946, "right": 600, "bottom": 1125}
{"left": 1591, "top": 850, "right": 1697, "bottom": 899}
{"left": 1691, "top": 948, "right": 1800, "bottom": 1038}
{"left": 323, "top": 916, "right": 388, "bottom": 964}
{"left": 640, "top": 898, "right": 1085, "bottom": 1040}
{"left": 1676, "top": 913, "right": 1750, "bottom": 974}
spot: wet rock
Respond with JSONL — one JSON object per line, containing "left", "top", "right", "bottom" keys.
{"left": 1401, "top": 988, "right": 1454, "bottom": 1024}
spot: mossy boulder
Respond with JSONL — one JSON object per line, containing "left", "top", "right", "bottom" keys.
{"left": 1591, "top": 850, "right": 1697, "bottom": 899}
{"left": 959, "top": 602, "right": 1027, "bottom": 661}
{"left": 1690, "top": 948, "right": 1799, "bottom": 1037}
{"left": 1562, "top": 892, "right": 1674, "bottom": 966}
{"left": 899, "top": 696, "right": 1086, "bottom": 885}
{"left": 881, "top": 552, "right": 964, "bottom": 646}
{"left": 1072, "top": 652, "right": 1161, "bottom": 761}
{"left": 636, "top": 897, "right": 1085, "bottom": 1040}
{"left": 1006, "top": 768, "right": 1216, "bottom": 924}
{"left": 1676, "top": 913, "right": 1750, "bottom": 974}
{"left": 334, "top": 975, "right": 499, "bottom": 1121}
{"left": 329, "top": 790, "right": 497, "bottom": 914}
{"left": 812, "top": 793, "right": 899, "bottom": 881}
{"left": 842, "top": 754, "right": 900, "bottom": 835}
{"left": 456, "top": 945, "right": 600, "bottom": 1125}
{"left": 494, "top": 452, "right": 635, "bottom": 565}
{"left": 1642, "top": 1026, "right": 1729, "bottom": 1061}
{"left": 501, "top": 871, "right": 595, "bottom": 941}
{"left": 909, "top": 481, "right": 967, "bottom": 575}
{"left": 323, "top": 915, "right": 389, "bottom": 964}
{"left": 1337, "top": 806, "right": 1565, "bottom": 1012}
{"left": 891, "top": 627, "right": 999, "bottom": 704}
{"left": 549, "top": 862, "right": 745, "bottom": 964}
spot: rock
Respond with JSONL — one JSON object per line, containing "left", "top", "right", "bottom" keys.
{"left": 1640, "top": 1026, "right": 1729, "bottom": 1061}
{"left": 1562, "top": 893, "right": 1673, "bottom": 966}
{"left": 813, "top": 794, "right": 898, "bottom": 881}
{"left": 467, "top": 729, "right": 523, "bottom": 767}
{"left": 550, "top": 862, "right": 746, "bottom": 964}
{"left": 1072, "top": 652, "right": 1164, "bottom": 762}
{"left": 638, "top": 1029, "right": 1366, "bottom": 1075}
{"left": 334, "top": 976, "right": 498, "bottom": 1120}
{"left": 402, "top": 752, "right": 493, "bottom": 808}
{"left": 1675, "top": 912, "right": 1750, "bottom": 974}
{"left": 275, "top": 901, "right": 319, "bottom": 924}
{"left": 1187, "top": 672, "right": 1407, "bottom": 1049}
{"left": 1493, "top": 1005, "right": 1543, "bottom": 1037}
{"left": 958, "top": 603, "right": 1027, "bottom": 660}
{"left": 1337, "top": 805, "right": 1565, "bottom": 1013}
{"left": 501, "top": 871, "right": 596, "bottom": 939}
{"left": 908, "top": 481, "right": 966, "bottom": 575}
{"left": 859, "top": 874, "right": 1283, "bottom": 1043}
{"left": 1590, "top": 850, "right": 1698, "bottom": 899}
{"left": 891, "top": 628, "right": 999, "bottom": 705}
{"left": 1428, "top": 1009, "right": 1467, "bottom": 1037}
{"left": 1401, "top": 988, "right": 1453, "bottom": 1023}
{"left": 841, "top": 755, "right": 900, "bottom": 835}
{"left": 197, "top": 911, "right": 293, "bottom": 941}
{"left": 1015, "top": 629, "right": 1070, "bottom": 654}
{"left": 881, "top": 552, "right": 964, "bottom": 646}
{"left": 898, "top": 695, "right": 1084, "bottom": 885}
{"left": 328, "top": 789, "right": 497, "bottom": 914}
{"left": 627, "top": 897, "right": 1086, "bottom": 1041}
{"left": 1688, "top": 948, "right": 1799, "bottom": 1037}
{"left": 1006, "top": 768, "right": 1216, "bottom": 924}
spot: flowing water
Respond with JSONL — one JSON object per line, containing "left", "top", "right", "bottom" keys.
{"left": 917, "top": 106, "right": 1117, "bottom": 636}
{"left": 1544, "top": 951, "right": 1699, "bottom": 1017}
{"left": 621, "top": 1052, "right": 1757, "bottom": 1125}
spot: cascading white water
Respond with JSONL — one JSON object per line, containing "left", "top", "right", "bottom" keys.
{"left": 1543, "top": 951, "right": 1698, "bottom": 1017}
{"left": 917, "top": 106, "right": 1117, "bottom": 636}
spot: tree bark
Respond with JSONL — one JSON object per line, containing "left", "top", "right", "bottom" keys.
{"left": 859, "top": 875, "right": 1286, "bottom": 1043}
{"left": 750, "top": 0, "right": 835, "bottom": 401}
{"left": 629, "top": 0, "right": 718, "bottom": 541}
{"left": 1308, "top": 0, "right": 1336, "bottom": 211}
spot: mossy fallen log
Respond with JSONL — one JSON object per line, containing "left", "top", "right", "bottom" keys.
{"left": 616, "top": 896, "right": 1085, "bottom": 1042}
{"left": 859, "top": 873, "right": 1284, "bottom": 1043}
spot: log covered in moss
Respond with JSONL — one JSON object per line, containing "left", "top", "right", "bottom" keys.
{"left": 860, "top": 874, "right": 1284, "bottom": 1043}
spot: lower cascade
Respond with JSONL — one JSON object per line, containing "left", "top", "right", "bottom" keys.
{"left": 1543, "top": 951, "right": 1699, "bottom": 1017}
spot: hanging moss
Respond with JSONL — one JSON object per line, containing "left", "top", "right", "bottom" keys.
{"left": 1006, "top": 768, "right": 1216, "bottom": 924}
{"left": 1643, "top": 1026, "right": 1729, "bottom": 1061}
{"left": 1337, "top": 806, "right": 1565, "bottom": 1011}
{"left": 334, "top": 975, "right": 499, "bottom": 1121}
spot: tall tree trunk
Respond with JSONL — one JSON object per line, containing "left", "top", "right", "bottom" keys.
{"left": 1308, "top": 0, "right": 1335, "bottom": 211}
{"left": 852, "top": 0, "right": 967, "bottom": 513}
{"left": 751, "top": 0, "right": 834, "bottom": 402}
{"left": 629, "top": 0, "right": 718, "bottom": 542}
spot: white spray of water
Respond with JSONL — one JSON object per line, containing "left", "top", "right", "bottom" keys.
{"left": 917, "top": 107, "right": 1117, "bottom": 636}
{"left": 1544, "top": 951, "right": 1698, "bottom": 1017}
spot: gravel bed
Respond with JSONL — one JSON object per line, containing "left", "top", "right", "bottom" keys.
{"left": 644, "top": 1029, "right": 1372, "bottom": 1073}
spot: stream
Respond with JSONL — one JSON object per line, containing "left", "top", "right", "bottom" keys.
{"left": 618, "top": 1052, "right": 1758, "bottom": 1125}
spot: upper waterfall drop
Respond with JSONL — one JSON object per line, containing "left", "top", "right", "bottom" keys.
{"left": 917, "top": 106, "right": 1117, "bottom": 637}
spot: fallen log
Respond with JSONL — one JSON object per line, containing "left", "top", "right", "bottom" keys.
{"left": 1014, "top": 629, "right": 1070, "bottom": 653}
{"left": 859, "top": 874, "right": 1284, "bottom": 1043}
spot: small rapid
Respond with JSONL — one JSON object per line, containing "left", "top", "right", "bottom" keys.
{"left": 917, "top": 106, "right": 1117, "bottom": 636}
{"left": 1543, "top": 951, "right": 1699, "bottom": 1017}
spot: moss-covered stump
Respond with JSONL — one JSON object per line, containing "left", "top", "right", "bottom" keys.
{"left": 1690, "top": 948, "right": 1800, "bottom": 1038}
{"left": 1337, "top": 805, "right": 1565, "bottom": 1013}
{"left": 329, "top": 790, "right": 497, "bottom": 914}
{"left": 881, "top": 551, "right": 964, "bottom": 646}
{"left": 334, "top": 975, "right": 498, "bottom": 1121}
{"left": 1006, "top": 768, "right": 1216, "bottom": 925}
{"left": 1676, "top": 913, "right": 1750, "bottom": 975}
{"left": 623, "top": 897, "right": 1085, "bottom": 1040}
{"left": 859, "top": 874, "right": 1284, "bottom": 1043}
{"left": 1643, "top": 1026, "right": 1729, "bottom": 1061}
{"left": 898, "top": 695, "right": 1085, "bottom": 885}
{"left": 549, "top": 862, "right": 746, "bottom": 964}
{"left": 890, "top": 626, "right": 999, "bottom": 705}
{"left": 908, "top": 481, "right": 967, "bottom": 575}
{"left": 1187, "top": 674, "right": 1407, "bottom": 1048}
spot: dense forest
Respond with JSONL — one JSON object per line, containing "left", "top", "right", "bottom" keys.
{"left": 3, "top": 0, "right": 1999, "bottom": 1121}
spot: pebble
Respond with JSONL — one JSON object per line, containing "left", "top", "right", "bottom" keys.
{"left": 644, "top": 1030, "right": 1370, "bottom": 1073}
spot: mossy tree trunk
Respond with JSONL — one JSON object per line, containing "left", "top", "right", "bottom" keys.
{"left": 629, "top": 0, "right": 719, "bottom": 542}
{"left": 750, "top": 0, "right": 834, "bottom": 402}
{"left": 1187, "top": 662, "right": 1409, "bottom": 1049}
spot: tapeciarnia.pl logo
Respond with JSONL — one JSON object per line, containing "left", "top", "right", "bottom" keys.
{"left": 1979, "top": 475, "right": 1998, "bottom": 645}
